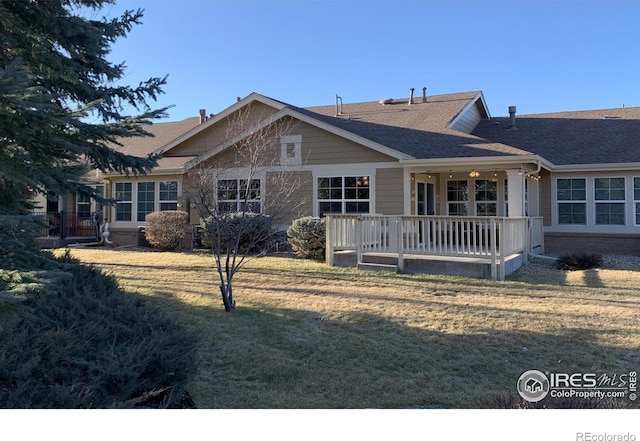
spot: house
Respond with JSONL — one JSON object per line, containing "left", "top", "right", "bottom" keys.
{"left": 35, "top": 89, "right": 640, "bottom": 278}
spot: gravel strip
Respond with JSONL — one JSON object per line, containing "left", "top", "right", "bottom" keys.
{"left": 515, "top": 253, "right": 640, "bottom": 275}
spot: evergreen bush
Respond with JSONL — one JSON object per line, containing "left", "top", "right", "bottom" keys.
{"left": 0, "top": 258, "right": 200, "bottom": 408}
{"left": 144, "top": 211, "right": 189, "bottom": 251}
{"left": 200, "top": 212, "right": 273, "bottom": 254}
{"left": 286, "top": 216, "right": 326, "bottom": 261}
{"left": 556, "top": 252, "right": 603, "bottom": 271}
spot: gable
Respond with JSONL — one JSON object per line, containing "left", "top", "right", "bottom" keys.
{"left": 164, "top": 101, "right": 282, "bottom": 158}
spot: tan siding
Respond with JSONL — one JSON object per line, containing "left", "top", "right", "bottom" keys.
{"left": 539, "top": 170, "right": 552, "bottom": 226}
{"left": 298, "top": 122, "right": 397, "bottom": 165}
{"left": 450, "top": 101, "right": 482, "bottom": 133}
{"left": 265, "top": 170, "right": 313, "bottom": 226}
{"left": 375, "top": 167, "right": 404, "bottom": 214}
{"left": 168, "top": 102, "right": 281, "bottom": 157}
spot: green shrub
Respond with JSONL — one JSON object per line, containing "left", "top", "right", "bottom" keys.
{"left": 0, "top": 259, "right": 200, "bottom": 408}
{"left": 556, "top": 252, "right": 603, "bottom": 271}
{"left": 200, "top": 212, "right": 273, "bottom": 254}
{"left": 144, "top": 211, "right": 189, "bottom": 251}
{"left": 286, "top": 216, "right": 326, "bottom": 261}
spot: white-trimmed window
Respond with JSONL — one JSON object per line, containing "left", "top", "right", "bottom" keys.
{"left": 280, "top": 134, "right": 302, "bottom": 166}
{"left": 115, "top": 182, "right": 133, "bottom": 221}
{"left": 217, "top": 178, "right": 261, "bottom": 213}
{"left": 475, "top": 179, "right": 497, "bottom": 216}
{"left": 317, "top": 176, "right": 370, "bottom": 216}
{"left": 114, "top": 180, "right": 179, "bottom": 223}
{"left": 159, "top": 181, "right": 178, "bottom": 211}
{"left": 137, "top": 182, "right": 155, "bottom": 222}
{"left": 447, "top": 180, "right": 468, "bottom": 216}
{"left": 557, "top": 178, "right": 586, "bottom": 224}
{"left": 634, "top": 177, "right": 640, "bottom": 226}
{"left": 595, "top": 177, "right": 625, "bottom": 225}
{"left": 76, "top": 193, "right": 91, "bottom": 220}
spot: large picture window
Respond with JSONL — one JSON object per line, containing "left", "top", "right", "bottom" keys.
{"left": 217, "top": 179, "right": 261, "bottom": 213}
{"left": 595, "top": 177, "right": 625, "bottom": 225}
{"left": 557, "top": 178, "right": 586, "bottom": 224}
{"left": 317, "top": 176, "right": 370, "bottom": 216}
{"left": 115, "top": 182, "right": 132, "bottom": 222}
{"left": 447, "top": 180, "right": 468, "bottom": 216}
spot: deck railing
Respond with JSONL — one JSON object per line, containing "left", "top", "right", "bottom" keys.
{"left": 34, "top": 211, "right": 101, "bottom": 240}
{"left": 326, "top": 215, "right": 544, "bottom": 280}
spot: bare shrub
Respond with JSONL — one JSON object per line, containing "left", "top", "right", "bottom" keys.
{"left": 144, "top": 211, "right": 188, "bottom": 251}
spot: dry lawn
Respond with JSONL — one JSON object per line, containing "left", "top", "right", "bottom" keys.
{"left": 63, "top": 248, "right": 640, "bottom": 408}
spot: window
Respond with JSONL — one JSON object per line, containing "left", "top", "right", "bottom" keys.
{"left": 317, "top": 176, "right": 370, "bottom": 216}
{"left": 217, "top": 178, "right": 261, "bottom": 213}
{"left": 76, "top": 193, "right": 91, "bottom": 220}
{"left": 557, "top": 178, "right": 586, "bottom": 224}
{"left": 595, "top": 177, "right": 625, "bottom": 225}
{"left": 280, "top": 135, "right": 302, "bottom": 166}
{"left": 115, "top": 182, "right": 132, "bottom": 221}
{"left": 137, "top": 182, "right": 155, "bottom": 222}
{"left": 159, "top": 181, "right": 178, "bottom": 211}
{"left": 475, "top": 179, "right": 497, "bottom": 216}
{"left": 447, "top": 180, "right": 468, "bottom": 216}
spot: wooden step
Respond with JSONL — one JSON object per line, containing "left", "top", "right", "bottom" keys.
{"left": 357, "top": 262, "right": 398, "bottom": 272}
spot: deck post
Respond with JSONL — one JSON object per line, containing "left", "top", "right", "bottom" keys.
{"left": 325, "top": 215, "right": 334, "bottom": 266}
{"left": 498, "top": 218, "right": 506, "bottom": 281}
{"left": 397, "top": 216, "right": 404, "bottom": 272}
{"left": 355, "top": 215, "right": 363, "bottom": 265}
{"left": 490, "top": 217, "right": 497, "bottom": 280}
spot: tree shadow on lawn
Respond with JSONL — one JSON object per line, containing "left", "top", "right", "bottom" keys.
{"left": 171, "top": 297, "right": 639, "bottom": 409}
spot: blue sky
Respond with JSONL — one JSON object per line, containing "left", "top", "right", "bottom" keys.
{"left": 104, "top": 1, "right": 640, "bottom": 122}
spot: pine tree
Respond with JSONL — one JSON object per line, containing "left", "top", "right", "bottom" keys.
{"left": 0, "top": 0, "right": 169, "bottom": 215}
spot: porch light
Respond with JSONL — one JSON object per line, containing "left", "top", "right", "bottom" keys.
{"left": 449, "top": 171, "right": 453, "bottom": 178}
{"left": 469, "top": 170, "right": 480, "bottom": 178}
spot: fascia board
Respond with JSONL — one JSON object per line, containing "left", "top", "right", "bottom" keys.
{"left": 400, "top": 154, "right": 551, "bottom": 169}
{"left": 552, "top": 162, "right": 640, "bottom": 172}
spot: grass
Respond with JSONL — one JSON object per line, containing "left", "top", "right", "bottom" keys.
{"left": 61, "top": 248, "right": 640, "bottom": 408}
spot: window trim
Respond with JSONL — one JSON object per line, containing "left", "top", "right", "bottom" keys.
{"left": 556, "top": 177, "right": 587, "bottom": 225}
{"left": 594, "top": 177, "right": 626, "bottom": 225}
{"left": 317, "top": 175, "right": 371, "bottom": 217}
{"left": 280, "top": 134, "right": 302, "bottom": 166}
{"left": 112, "top": 179, "right": 180, "bottom": 224}
{"left": 446, "top": 179, "right": 469, "bottom": 216}
{"left": 215, "top": 177, "right": 263, "bottom": 214}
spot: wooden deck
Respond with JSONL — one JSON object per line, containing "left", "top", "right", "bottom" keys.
{"left": 326, "top": 215, "right": 544, "bottom": 280}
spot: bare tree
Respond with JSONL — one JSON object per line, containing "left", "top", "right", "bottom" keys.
{"left": 186, "top": 106, "right": 308, "bottom": 311}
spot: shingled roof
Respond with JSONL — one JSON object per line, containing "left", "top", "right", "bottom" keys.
{"left": 299, "top": 91, "right": 532, "bottom": 160}
{"left": 472, "top": 107, "right": 640, "bottom": 167}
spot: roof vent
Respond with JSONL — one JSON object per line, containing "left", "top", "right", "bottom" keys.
{"left": 335, "top": 94, "right": 343, "bottom": 116}
{"left": 422, "top": 87, "right": 427, "bottom": 103}
{"left": 199, "top": 109, "right": 207, "bottom": 124}
{"left": 379, "top": 98, "right": 394, "bottom": 105}
{"left": 508, "top": 106, "right": 517, "bottom": 129}
{"left": 408, "top": 87, "right": 415, "bottom": 105}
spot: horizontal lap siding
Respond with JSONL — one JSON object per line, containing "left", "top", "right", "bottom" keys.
{"left": 266, "top": 170, "right": 313, "bottom": 225}
{"left": 299, "top": 123, "right": 396, "bottom": 164}
{"left": 450, "top": 101, "right": 483, "bottom": 133}
{"left": 168, "top": 102, "right": 281, "bottom": 157}
{"left": 375, "top": 167, "right": 404, "bottom": 215}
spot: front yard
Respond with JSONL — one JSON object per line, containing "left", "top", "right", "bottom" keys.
{"left": 65, "top": 249, "right": 640, "bottom": 408}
